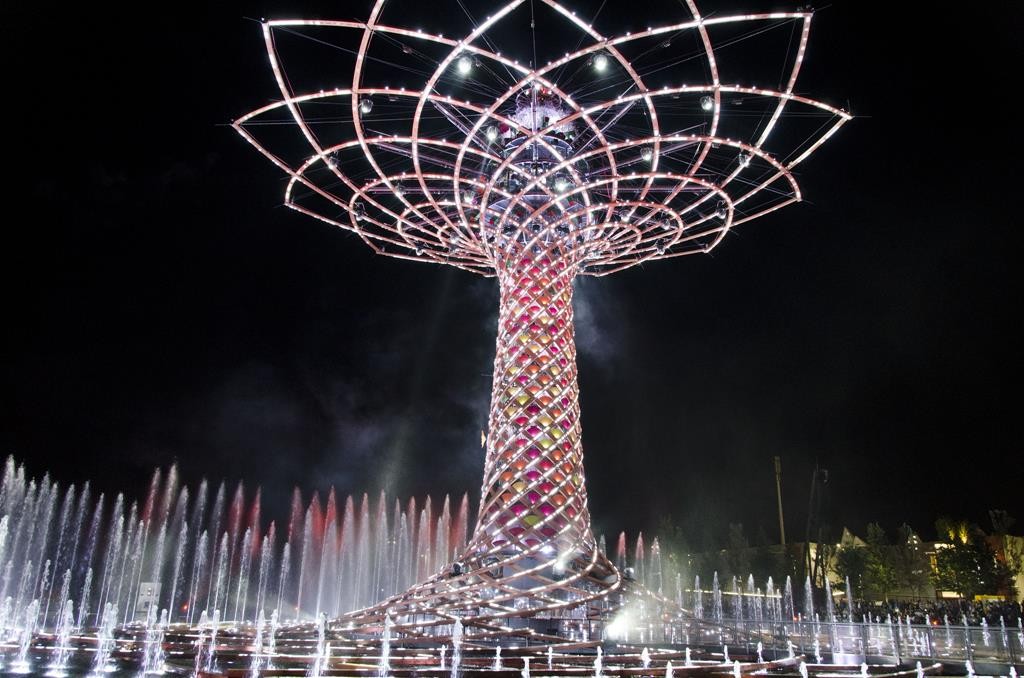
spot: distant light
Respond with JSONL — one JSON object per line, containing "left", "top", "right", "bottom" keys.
{"left": 641, "top": 148, "right": 653, "bottom": 162}
{"left": 463, "top": 190, "right": 475, "bottom": 205}
{"left": 359, "top": 98, "right": 374, "bottom": 115}
{"left": 592, "top": 53, "right": 609, "bottom": 72}
{"left": 738, "top": 153, "right": 751, "bottom": 168}
{"left": 700, "top": 95, "right": 714, "bottom": 111}
{"left": 486, "top": 125, "right": 499, "bottom": 142}
{"left": 554, "top": 177, "right": 569, "bottom": 193}
{"left": 457, "top": 55, "right": 473, "bottom": 75}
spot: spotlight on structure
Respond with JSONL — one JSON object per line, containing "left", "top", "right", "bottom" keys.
{"left": 359, "top": 97, "right": 373, "bottom": 115}
{"left": 591, "top": 52, "right": 609, "bottom": 72}
{"left": 738, "top": 153, "right": 751, "bottom": 168}
{"left": 700, "top": 95, "right": 714, "bottom": 111}
{"left": 641, "top": 147, "right": 653, "bottom": 162}
{"left": 485, "top": 125, "right": 499, "bottom": 142}
{"left": 457, "top": 54, "right": 473, "bottom": 75}
{"left": 554, "top": 177, "right": 569, "bottom": 193}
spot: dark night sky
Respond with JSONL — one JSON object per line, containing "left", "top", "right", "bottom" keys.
{"left": 1, "top": 1, "right": 1020, "bottom": 548}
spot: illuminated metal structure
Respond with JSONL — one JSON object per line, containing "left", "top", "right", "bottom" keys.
{"left": 235, "top": 0, "right": 848, "bottom": 640}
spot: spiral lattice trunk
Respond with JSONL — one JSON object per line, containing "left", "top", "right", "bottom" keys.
{"left": 472, "top": 256, "right": 594, "bottom": 559}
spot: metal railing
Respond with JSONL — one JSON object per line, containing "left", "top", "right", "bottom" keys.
{"left": 615, "top": 617, "right": 1024, "bottom": 666}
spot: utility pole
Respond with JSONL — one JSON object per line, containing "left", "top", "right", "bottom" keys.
{"left": 774, "top": 456, "right": 786, "bottom": 546}
{"left": 802, "top": 463, "right": 829, "bottom": 588}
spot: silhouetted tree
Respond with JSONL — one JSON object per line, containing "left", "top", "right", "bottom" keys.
{"left": 863, "top": 523, "right": 899, "bottom": 600}
{"left": 931, "top": 526, "right": 999, "bottom": 599}
{"left": 893, "top": 524, "right": 930, "bottom": 598}
{"left": 834, "top": 545, "right": 868, "bottom": 598}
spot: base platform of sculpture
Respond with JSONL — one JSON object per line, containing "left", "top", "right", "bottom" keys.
{"left": 336, "top": 546, "right": 629, "bottom": 644}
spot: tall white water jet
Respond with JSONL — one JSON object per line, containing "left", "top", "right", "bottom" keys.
{"left": 733, "top": 660, "right": 741, "bottom": 678}
{"left": 90, "top": 602, "right": 117, "bottom": 676}
{"left": 693, "top": 576, "right": 703, "bottom": 619}
{"left": 521, "top": 656, "right": 530, "bottom": 678}
{"left": 0, "top": 596, "right": 12, "bottom": 637}
{"left": 450, "top": 618, "right": 463, "bottom": 678}
{"left": 712, "top": 572, "right": 723, "bottom": 624}
{"left": 594, "top": 646, "right": 603, "bottom": 677}
{"left": 378, "top": 613, "right": 393, "bottom": 677}
{"left": 141, "top": 606, "right": 168, "bottom": 674}
{"left": 787, "top": 640, "right": 795, "bottom": 659}
{"left": 309, "top": 613, "right": 327, "bottom": 678}
{"left": 641, "top": 647, "right": 651, "bottom": 669}
{"left": 1008, "top": 666, "right": 1017, "bottom": 678}
{"left": 813, "top": 637, "right": 821, "bottom": 664}
{"left": 803, "top": 576, "right": 814, "bottom": 621}
{"left": 493, "top": 645, "right": 503, "bottom": 670}
{"left": 861, "top": 662, "right": 869, "bottom": 678}
{"left": 205, "top": 609, "right": 221, "bottom": 673}
{"left": 193, "top": 628, "right": 207, "bottom": 678}
{"left": 12, "top": 599, "right": 40, "bottom": 674}
{"left": 49, "top": 569, "right": 71, "bottom": 632}
{"left": 723, "top": 645, "right": 729, "bottom": 663}
{"left": 665, "top": 660, "right": 674, "bottom": 678}
{"left": 685, "top": 648, "right": 692, "bottom": 667}
{"left": 915, "top": 661, "right": 923, "bottom": 678}
{"left": 547, "top": 646, "right": 553, "bottom": 670}
{"left": 756, "top": 642, "right": 763, "bottom": 663}
{"left": 440, "top": 645, "right": 447, "bottom": 671}
{"left": 249, "top": 609, "right": 266, "bottom": 678}
{"left": 783, "top": 577, "right": 795, "bottom": 622}
{"left": 46, "top": 600, "right": 75, "bottom": 677}
{"left": 267, "top": 609, "right": 279, "bottom": 667}
{"left": 746, "top": 575, "right": 756, "bottom": 621}
{"left": 78, "top": 568, "right": 93, "bottom": 630}
{"left": 799, "top": 662, "right": 808, "bottom": 678}
{"left": 731, "top": 577, "right": 742, "bottom": 625}
{"left": 965, "top": 660, "right": 974, "bottom": 677}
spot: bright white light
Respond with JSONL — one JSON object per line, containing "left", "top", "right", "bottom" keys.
{"left": 700, "top": 95, "right": 714, "bottom": 111}
{"left": 641, "top": 148, "right": 653, "bottom": 162}
{"left": 738, "top": 153, "right": 751, "bottom": 168}
{"left": 457, "top": 55, "right": 473, "bottom": 75}
{"left": 463, "top": 190, "right": 475, "bottom": 205}
{"left": 554, "top": 177, "right": 569, "bottom": 193}
{"left": 593, "top": 53, "right": 609, "bottom": 72}
{"left": 359, "top": 98, "right": 373, "bottom": 115}
{"left": 486, "top": 125, "right": 499, "bottom": 142}
{"left": 606, "top": 611, "right": 633, "bottom": 640}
